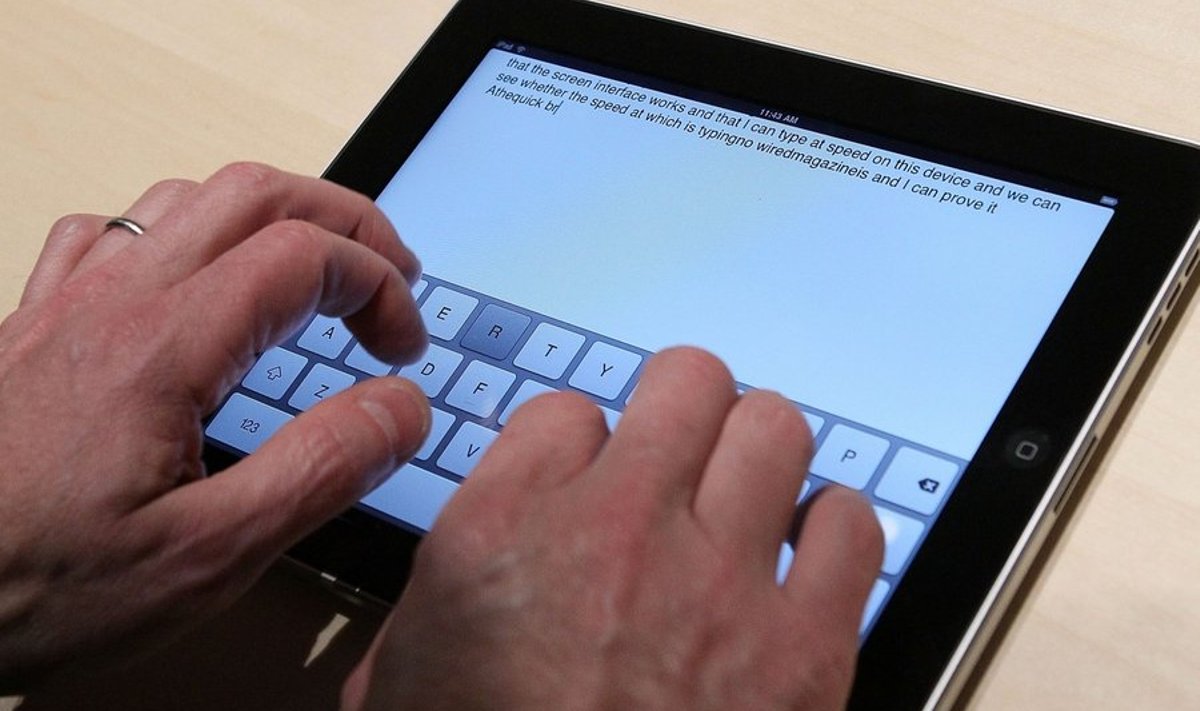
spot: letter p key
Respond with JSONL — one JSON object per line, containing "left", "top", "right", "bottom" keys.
{"left": 811, "top": 424, "right": 889, "bottom": 490}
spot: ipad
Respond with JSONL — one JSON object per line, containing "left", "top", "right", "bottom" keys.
{"left": 201, "top": 0, "right": 1200, "bottom": 707}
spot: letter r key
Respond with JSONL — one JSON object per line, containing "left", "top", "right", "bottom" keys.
{"left": 461, "top": 304, "right": 530, "bottom": 360}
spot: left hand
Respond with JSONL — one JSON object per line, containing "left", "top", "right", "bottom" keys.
{"left": 0, "top": 163, "right": 431, "bottom": 690}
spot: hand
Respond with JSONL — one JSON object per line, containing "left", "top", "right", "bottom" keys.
{"left": 344, "top": 348, "right": 883, "bottom": 711}
{"left": 0, "top": 163, "right": 431, "bottom": 690}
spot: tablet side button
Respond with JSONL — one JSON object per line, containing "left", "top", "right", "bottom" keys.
{"left": 1052, "top": 435, "right": 1099, "bottom": 514}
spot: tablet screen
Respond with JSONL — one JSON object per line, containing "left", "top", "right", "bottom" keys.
{"left": 205, "top": 41, "right": 1115, "bottom": 636}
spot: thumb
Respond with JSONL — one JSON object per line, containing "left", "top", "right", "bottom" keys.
{"left": 158, "top": 376, "right": 430, "bottom": 560}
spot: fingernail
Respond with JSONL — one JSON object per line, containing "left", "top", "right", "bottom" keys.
{"left": 362, "top": 377, "right": 431, "bottom": 466}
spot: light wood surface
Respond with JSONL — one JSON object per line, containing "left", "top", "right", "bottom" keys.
{"left": 3, "top": 1, "right": 1198, "bottom": 708}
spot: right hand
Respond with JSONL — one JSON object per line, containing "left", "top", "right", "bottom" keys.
{"left": 345, "top": 347, "right": 884, "bottom": 711}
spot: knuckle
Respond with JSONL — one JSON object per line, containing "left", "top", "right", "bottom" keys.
{"left": 144, "top": 177, "right": 198, "bottom": 201}
{"left": 259, "top": 217, "right": 320, "bottom": 244}
{"left": 251, "top": 220, "right": 329, "bottom": 262}
{"left": 209, "top": 161, "right": 278, "bottom": 192}
{"left": 45, "top": 213, "right": 97, "bottom": 244}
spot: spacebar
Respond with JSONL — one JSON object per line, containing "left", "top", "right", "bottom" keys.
{"left": 360, "top": 463, "right": 460, "bottom": 532}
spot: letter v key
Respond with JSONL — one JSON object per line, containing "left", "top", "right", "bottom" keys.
{"left": 437, "top": 422, "right": 500, "bottom": 477}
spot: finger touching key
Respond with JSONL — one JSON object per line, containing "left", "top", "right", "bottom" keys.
{"left": 592, "top": 347, "right": 738, "bottom": 506}
{"left": 349, "top": 346, "right": 882, "bottom": 711}
{"left": 692, "top": 389, "right": 814, "bottom": 577}
{"left": 167, "top": 218, "right": 427, "bottom": 407}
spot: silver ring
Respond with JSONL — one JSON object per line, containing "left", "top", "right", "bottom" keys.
{"left": 104, "top": 216, "right": 146, "bottom": 236}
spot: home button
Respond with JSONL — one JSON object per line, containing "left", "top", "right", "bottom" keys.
{"left": 1005, "top": 429, "right": 1051, "bottom": 468}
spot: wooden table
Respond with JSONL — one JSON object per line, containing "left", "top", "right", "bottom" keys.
{"left": 3, "top": 1, "right": 1197, "bottom": 708}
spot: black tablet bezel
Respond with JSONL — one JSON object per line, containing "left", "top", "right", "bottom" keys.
{"left": 203, "top": 0, "right": 1200, "bottom": 706}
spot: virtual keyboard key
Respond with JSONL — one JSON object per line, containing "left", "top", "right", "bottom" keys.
{"left": 288, "top": 363, "right": 357, "bottom": 411}
{"left": 875, "top": 505, "right": 925, "bottom": 575}
{"left": 769, "top": 481, "right": 819, "bottom": 586}
{"left": 421, "top": 286, "right": 478, "bottom": 341}
{"left": 802, "top": 411, "right": 826, "bottom": 437}
{"left": 514, "top": 323, "right": 586, "bottom": 379}
{"left": 361, "top": 463, "right": 458, "bottom": 532}
{"left": 775, "top": 542, "right": 795, "bottom": 586}
{"left": 461, "top": 304, "right": 531, "bottom": 360}
{"left": 811, "top": 424, "right": 889, "bottom": 489}
{"left": 568, "top": 341, "right": 641, "bottom": 401}
{"left": 206, "top": 394, "right": 293, "bottom": 455}
{"left": 445, "top": 360, "right": 516, "bottom": 418}
{"left": 875, "top": 447, "right": 959, "bottom": 515}
{"left": 398, "top": 344, "right": 463, "bottom": 398}
{"left": 600, "top": 405, "right": 621, "bottom": 432}
{"left": 860, "top": 579, "right": 891, "bottom": 633}
{"left": 345, "top": 342, "right": 394, "bottom": 376}
{"left": 437, "top": 422, "right": 499, "bottom": 477}
{"left": 242, "top": 347, "right": 307, "bottom": 400}
{"left": 298, "top": 315, "right": 353, "bottom": 359}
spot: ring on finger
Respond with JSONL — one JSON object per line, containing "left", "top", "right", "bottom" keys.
{"left": 104, "top": 216, "right": 146, "bottom": 236}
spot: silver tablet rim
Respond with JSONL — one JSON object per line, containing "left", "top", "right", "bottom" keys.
{"left": 595, "top": 1, "right": 1200, "bottom": 706}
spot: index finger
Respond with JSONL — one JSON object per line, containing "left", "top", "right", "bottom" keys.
{"left": 165, "top": 219, "right": 426, "bottom": 409}
{"left": 135, "top": 162, "right": 419, "bottom": 287}
{"left": 589, "top": 347, "right": 737, "bottom": 508}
